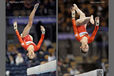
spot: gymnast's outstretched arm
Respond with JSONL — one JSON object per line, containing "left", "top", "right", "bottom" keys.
{"left": 88, "top": 17, "right": 99, "bottom": 43}
{"left": 35, "top": 26, "right": 45, "bottom": 51}
{"left": 13, "top": 21, "right": 26, "bottom": 48}
{"left": 71, "top": 6, "right": 81, "bottom": 41}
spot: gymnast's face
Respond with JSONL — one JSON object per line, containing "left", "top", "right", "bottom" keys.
{"left": 27, "top": 45, "right": 36, "bottom": 59}
{"left": 80, "top": 43, "right": 89, "bottom": 52}
{"left": 27, "top": 51, "right": 36, "bottom": 59}
{"left": 80, "top": 36, "right": 89, "bottom": 52}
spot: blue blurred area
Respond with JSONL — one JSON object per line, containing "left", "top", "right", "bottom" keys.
{"left": 7, "top": 16, "right": 56, "bottom": 25}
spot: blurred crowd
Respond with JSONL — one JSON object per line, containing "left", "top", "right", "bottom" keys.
{"left": 6, "top": 40, "right": 56, "bottom": 76}
{"left": 58, "top": 55, "right": 109, "bottom": 76}
{"left": 6, "top": 0, "right": 56, "bottom": 16}
{"left": 58, "top": 0, "right": 108, "bottom": 32}
{"left": 58, "top": 38, "right": 108, "bottom": 76}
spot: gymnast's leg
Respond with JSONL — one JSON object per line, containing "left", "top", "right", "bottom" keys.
{"left": 73, "top": 4, "right": 94, "bottom": 26}
{"left": 21, "top": 3, "right": 39, "bottom": 38}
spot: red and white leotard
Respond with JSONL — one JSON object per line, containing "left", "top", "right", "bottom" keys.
{"left": 15, "top": 30, "right": 45, "bottom": 51}
{"left": 72, "top": 19, "right": 99, "bottom": 43}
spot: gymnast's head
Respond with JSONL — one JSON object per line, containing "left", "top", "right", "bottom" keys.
{"left": 27, "top": 45, "right": 36, "bottom": 59}
{"left": 80, "top": 37, "right": 89, "bottom": 53}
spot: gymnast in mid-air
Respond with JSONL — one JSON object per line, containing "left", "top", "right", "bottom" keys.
{"left": 13, "top": 3, "right": 45, "bottom": 59}
{"left": 71, "top": 4, "right": 99, "bottom": 54}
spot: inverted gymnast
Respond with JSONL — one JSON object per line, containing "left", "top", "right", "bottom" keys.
{"left": 71, "top": 4, "right": 99, "bottom": 54}
{"left": 13, "top": 3, "right": 45, "bottom": 59}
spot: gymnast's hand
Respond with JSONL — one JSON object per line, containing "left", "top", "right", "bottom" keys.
{"left": 71, "top": 6, "right": 75, "bottom": 18}
{"left": 40, "top": 26, "right": 45, "bottom": 34}
{"left": 13, "top": 21, "right": 17, "bottom": 30}
{"left": 95, "top": 17, "right": 99, "bottom": 26}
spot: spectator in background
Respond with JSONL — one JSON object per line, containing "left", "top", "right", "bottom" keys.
{"left": 43, "top": 0, "right": 49, "bottom": 15}
{"left": 24, "top": 0, "right": 33, "bottom": 10}
{"left": 70, "top": 65, "right": 80, "bottom": 75}
{"left": 48, "top": 48, "right": 56, "bottom": 61}
{"left": 44, "top": 54, "right": 49, "bottom": 62}
{"left": 48, "top": 0, "right": 56, "bottom": 15}
{"left": 6, "top": 70, "right": 10, "bottom": 76}
{"left": 63, "top": 73, "right": 70, "bottom": 76}
{"left": 15, "top": 53, "right": 24, "bottom": 65}
{"left": 9, "top": 55, "right": 14, "bottom": 65}
{"left": 70, "top": 61, "right": 80, "bottom": 75}
{"left": 7, "top": 44, "right": 18, "bottom": 64}
{"left": 48, "top": 54, "right": 56, "bottom": 61}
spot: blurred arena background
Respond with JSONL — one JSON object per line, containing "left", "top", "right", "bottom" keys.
{"left": 58, "top": 0, "right": 109, "bottom": 76}
{"left": 6, "top": 0, "right": 56, "bottom": 76}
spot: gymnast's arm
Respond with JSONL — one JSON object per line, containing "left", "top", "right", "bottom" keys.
{"left": 71, "top": 6, "right": 81, "bottom": 41}
{"left": 13, "top": 21, "right": 26, "bottom": 47}
{"left": 35, "top": 26, "right": 45, "bottom": 51}
{"left": 88, "top": 17, "right": 99, "bottom": 43}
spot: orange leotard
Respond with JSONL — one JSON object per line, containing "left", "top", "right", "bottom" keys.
{"left": 72, "top": 19, "right": 99, "bottom": 44}
{"left": 15, "top": 30, "right": 45, "bottom": 51}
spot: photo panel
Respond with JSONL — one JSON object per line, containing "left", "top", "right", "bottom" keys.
{"left": 58, "top": 0, "right": 108, "bottom": 76}
{"left": 6, "top": 0, "right": 56, "bottom": 76}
